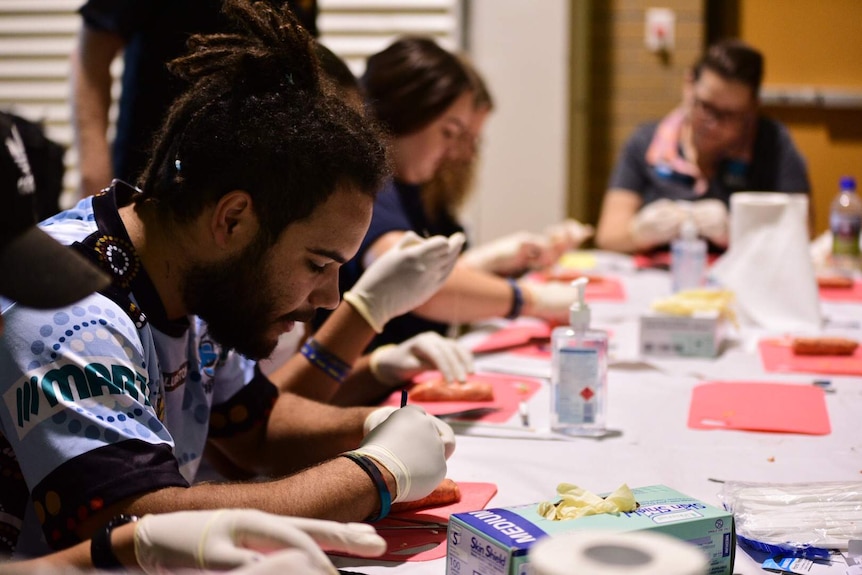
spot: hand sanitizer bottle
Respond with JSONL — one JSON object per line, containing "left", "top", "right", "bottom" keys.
{"left": 550, "top": 277, "right": 608, "bottom": 436}
{"left": 671, "top": 217, "right": 707, "bottom": 292}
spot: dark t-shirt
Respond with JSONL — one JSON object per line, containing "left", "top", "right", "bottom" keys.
{"left": 608, "top": 116, "right": 810, "bottom": 207}
{"left": 317, "top": 179, "right": 465, "bottom": 351}
{"left": 79, "top": 0, "right": 318, "bottom": 186}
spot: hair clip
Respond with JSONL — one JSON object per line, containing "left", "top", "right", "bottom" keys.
{"left": 174, "top": 159, "right": 182, "bottom": 172}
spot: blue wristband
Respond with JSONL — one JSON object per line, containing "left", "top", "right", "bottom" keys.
{"left": 342, "top": 452, "right": 392, "bottom": 522}
{"left": 301, "top": 338, "right": 351, "bottom": 383}
{"left": 505, "top": 279, "right": 524, "bottom": 320}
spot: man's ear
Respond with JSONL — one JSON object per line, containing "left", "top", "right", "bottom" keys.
{"left": 210, "top": 190, "right": 258, "bottom": 249}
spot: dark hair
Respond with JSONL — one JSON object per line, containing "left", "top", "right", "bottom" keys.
{"left": 361, "top": 36, "right": 473, "bottom": 136}
{"left": 138, "top": 0, "right": 389, "bottom": 245}
{"left": 693, "top": 39, "right": 764, "bottom": 97}
{"left": 315, "top": 41, "right": 360, "bottom": 97}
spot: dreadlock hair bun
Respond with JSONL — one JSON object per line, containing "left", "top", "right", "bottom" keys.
{"left": 139, "top": 0, "right": 389, "bottom": 244}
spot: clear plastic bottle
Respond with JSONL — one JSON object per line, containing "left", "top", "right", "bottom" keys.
{"left": 671, "top": 217, "right": 707, "bottom": 292}
{"left": 830, "top": 176, "right": 862, "bottom": 272}
{"left": 550, "top": 278, "right": 608, "bottom": 436}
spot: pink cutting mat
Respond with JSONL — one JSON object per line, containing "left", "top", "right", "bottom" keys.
{"left": 819, "top": 280, "right": 862, "bottom": 302}
{"left": 472, "top": 323, "right": 551, "bottom": 354}
{"left": 759, "top": 338, "right": 862, "bottom": 375}
{"left": 633, "top": 251, "right": 720, "bottom": 270}
{"left": 382, "top": 371, "right": 542, "bottom": 423}
{"left": 330, "top": 482, "right": 498, "bottom": 562}
{"left": 527, "top": 272, "right": 626, "bottom": 301}
{"left": 688, "top": 381, "right": 830, "bottom": 435}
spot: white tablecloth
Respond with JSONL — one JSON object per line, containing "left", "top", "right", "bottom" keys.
{"left": 334, "top": 255, "right": 861, "bottom": 575}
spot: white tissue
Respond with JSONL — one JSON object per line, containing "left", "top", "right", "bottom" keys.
{"left": 529, "top": 530, "right": 708, "bottom": 575}
{"left": 710, "top": 192, "right": 821, "bottom": 332}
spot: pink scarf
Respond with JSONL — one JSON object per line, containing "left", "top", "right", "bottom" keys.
{"left": 645, "top": 106, "right": 754, "bottom": 196}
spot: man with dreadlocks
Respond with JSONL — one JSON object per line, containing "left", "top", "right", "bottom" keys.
{"left": 0, "top": 0, "right": 460, "bottom": 562}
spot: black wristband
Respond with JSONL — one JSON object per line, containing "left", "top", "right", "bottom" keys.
{"left": 505, "top": 279, "right": 524, "bottom": 320}
{"left": 91, "top": 514, "right": 138, "bottom": 570}
{"left": 341, "top": 452, "right": 392, "bottom": 522}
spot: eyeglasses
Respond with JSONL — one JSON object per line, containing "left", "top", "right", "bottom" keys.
{"left": 693, "top": 97, "right": 750, "bottom": 127}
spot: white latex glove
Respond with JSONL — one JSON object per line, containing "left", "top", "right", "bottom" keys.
{"left": 134, "top": 509, "right": 385, "bottom": 574}
{"left": 369, "top": 332, "right": 474, "bottom": 386}
{"left": 363, "top": 405, "right": 456, "bottom": 460}
{"left": 344, "top": 231, "right": 465, "bottom": 332}
{"left": 521, "top": 280, "right": 580, "bottom": 324}
{"left": 691, "top": 198, "right": 729, "bottom": 247}
{"left": 629, "top": 198, "right": 689, "bottom": 250}
{"left": 544, "top": 219, "right": 595, "bottom": 252}
{"left": 461, "top": 231, "right": 557, "bottom": 276}
{"left": 355, "top": 405, "right": 452, "bottom": 502}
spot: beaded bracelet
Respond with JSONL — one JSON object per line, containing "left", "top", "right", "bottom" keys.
{"left": 300, "top": 338, "right": 352, "bottom": 383}
{"left": 505, "top": 279, "right": 524, "bottom": 320}
{"left": 341, "top": 452, "right": 392, "bottom": 522}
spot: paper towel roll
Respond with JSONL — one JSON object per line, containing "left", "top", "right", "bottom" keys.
{"left": 529, "top": 530, "right": 708, "bottom": 575}
{"left": 711, "top": 192, "right": 821, "bottom": 332}
{"left": 729, "top": 192, "right": 808, "bottom": 246}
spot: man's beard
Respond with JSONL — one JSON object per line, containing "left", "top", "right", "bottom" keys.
{"left": 182, "top": 237, "right": 281, "bottom": 360}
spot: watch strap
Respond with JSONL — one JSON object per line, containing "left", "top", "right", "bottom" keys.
{"left": 91, "top": 514, "right": 138, "bottom": 570}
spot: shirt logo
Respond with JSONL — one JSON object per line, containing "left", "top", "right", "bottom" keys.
{"left": 4, "top": 356, "right": 150, "bottom": 440}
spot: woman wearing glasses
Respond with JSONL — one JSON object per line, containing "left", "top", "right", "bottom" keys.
{"left": 595, "top": 39, "right": 810, "bottom": 254}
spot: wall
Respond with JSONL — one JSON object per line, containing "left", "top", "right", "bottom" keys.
{"left": 737, "top": 0, "right": 862, "bottom": 235}
{"left": 462, "top": 0, "right": 570, "bottom": 245}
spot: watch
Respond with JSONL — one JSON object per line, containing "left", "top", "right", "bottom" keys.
{"left": 90, "top": 514, "right": 139, "bottom": 570}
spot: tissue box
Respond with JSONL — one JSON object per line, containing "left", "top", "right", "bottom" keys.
{"left": 446, "top": 484, "right": 735, "bottom": 575}
{"left": 639, "top": 311, "right": 725, "bottom": 358}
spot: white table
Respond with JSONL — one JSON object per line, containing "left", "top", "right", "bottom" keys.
{"left": 334, "top": 256, "right": 861, "bottom": 575}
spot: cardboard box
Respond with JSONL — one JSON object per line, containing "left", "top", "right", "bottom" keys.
{"left": 639, "top": 311, "right": 725, "bottom": 358}
{"left": 446, "top": 484, "right": 735, "bottom": 575}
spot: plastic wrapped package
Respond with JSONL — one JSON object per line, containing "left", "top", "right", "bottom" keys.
{"left": 718, "top": 481, "right": 862, "bottom": 556}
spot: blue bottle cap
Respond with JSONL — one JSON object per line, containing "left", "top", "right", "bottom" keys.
{"left": 840, "top": 175, "right": 856, "bottom": 191}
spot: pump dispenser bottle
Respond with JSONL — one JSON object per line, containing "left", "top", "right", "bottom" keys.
{"left": 550, "top": 278, "right": 608, "bottom": 436}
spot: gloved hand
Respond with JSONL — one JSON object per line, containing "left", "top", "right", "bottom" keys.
{"left": 344, "top": 231, "right": 465, "bottom": 332}
{"left": 461, "top": 231, "right": 556, "bottom": 276}
{"left": 520, "top": 280, "right": 580, "bottom": 324}
{"left": 370, "top": 332, "right": 474, "bottom": 386}
{"left": 629, "top": 199, "right": 689, "bottom": 250}
{"left": 544, "top": 219, "right": 595, "bottom": 253}
{"left": 691, "top": 199, "right": 729, "bottom": 247}
{"left": 134, "top": 509, "right": 386, "bottom": 574}
{"left": 363, "top": 405, "right": 456, "bottom": 459}
{"left": 356, "top": 405, "right": 452, "bottom": 502}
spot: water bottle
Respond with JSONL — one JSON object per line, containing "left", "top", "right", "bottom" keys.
{"left": 671, "top": 217, "right": 707, "bottom": 292}
{"left": 830, "top": 176, "right": 862, "bottom": 272}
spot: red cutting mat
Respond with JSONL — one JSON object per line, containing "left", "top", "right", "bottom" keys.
{"left": 758, "top": 338, "right": 862, "bottom": 375}
{"left": 688, "top": 381, "right": 830, "bottom": 435}
{"left": 818, "top": 280, "right": 862, "bottom": 302}
{"left": 330, "top": 482, "right": 498, "bottom": 562}
{"left": 382, "top": 371, "right": 542, "bottom": 423}
{"left": 527, "top": 272, "right": 626, "bottom": 301}
{"left": 471, "top": 323, "right": 551, "bottom": 354}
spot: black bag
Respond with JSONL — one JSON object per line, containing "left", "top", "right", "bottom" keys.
{"left": 1, "top": 110, "right": 66, "bottom": 220}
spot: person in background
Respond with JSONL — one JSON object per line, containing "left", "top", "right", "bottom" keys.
{"left": 427, "top": 53, "right": 593, "bottom": 278}
{"left": 256, "top": 42, "right": 474, "bottom": 412}
{"left": 70, "top": 0, "right": 318, "bottom": 197}
{"left": 319, "top": 37, "right": 591, "bottom": 407}
{"left": 595, "top": 39, "right": 810, "bottom": 254}
{"left": 1, "top": 1, "right": 454, "bottom": 560}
